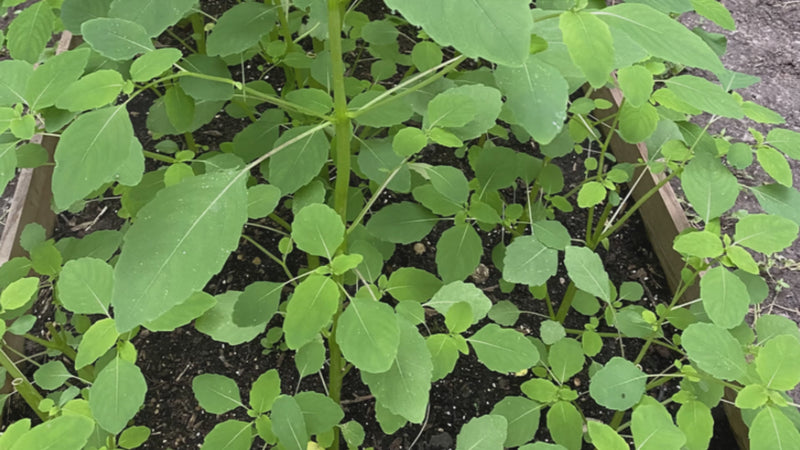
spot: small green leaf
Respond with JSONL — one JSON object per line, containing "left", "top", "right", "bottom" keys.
{"left": 178, "top": 55, "right": 234, "bottom": 102}
{"left": 284, "top": 276, "right": 339, "bottom": 350}
{"left": 164, "top": 85, "right": 195, "bottom": 131}
{"left": 751, "top": 184, "right": 800, "bottom": 226}
{"left": 589, "top": 357, "right": 647, "bottom": 410}
{"left": 540, "top": 320, "right": 566, "bottom": 345}
{"left": 734, "top": 214, "right": 798, "bottom": 254}
{"left": 206, "top": 3, "right": 278, "bottom": 57}
{"left": 336, "top": 298, "right": 399, "bottom": 373}
{"left": 749, "top": 406, "right": 800, "bottom": 450}
{"left": 560, "top": 11, "right": 613, "bottom": 88}
{"left": 631, "top": 398, "right": 686, "bottom": 450}
{"left": 456, "top": 415, "right": 508, "bottom": 450}
{"left": 547, "top": 401, "right": 583, "bottom": 450}
{"left": 425, "top": 92, "right": 477, "bottom": 129}
{"left": 271, "top": 396, "right": 308, "bottom": 450}
{"left": 436, "top": 224, "right": 482, "bottom": 283}
{"left": 767, "top": 128, "right": 800, "bottom": 160}
{"left": 57, "top": 258, "right": 113, "bottom": 315}
{"left": 700, "top": 266, "right": 750, "bottom": 329}
{"left": 469, "top": 324, "right": 540, "bottom": 373}
{"left": 291, "top": 204, "right": 344, "bottom": 260}
{"left": 109, "top": 0, "right": 197, "bottom": 37}
{"left": 491, "top": 396, "right": 541, "bottom": 447}
{"left": 742, "top": 101, "right": 785, "bottom": 125}
{"left": 617, "top": 101, "right": 659, "bottom": 143}
{"left": 349, "top": 90, "right": 414, "bottom": 128}
{"left": 56, "top": 70, "right": 125, "bottom": 112}
{"left": 6, "top": 1, "right": 55, "bottom": 64}
{"left": 682, "top": 322, "right": 747, "bottom": 380}
{"left": 386, "top": 267, "right": 442, "bottom": 303}
{"left": 673, "top": 230, "right": 723, "bottom": 258}
{"left": 531, "top": 220, "right": 571, "bottom": 250}
{"left": 664, "top": 75, "right": 742, "bottom": 118}
{"left": 548, "top": 338, "right": 584, "bottom": 383}
{"left": 735, "top": 384, "right": 768, "bottom": 410}
{"left": 81, "top": 18, "right": 155, "bottom": 60}
{"left": 75, "top": 318, "right": 118, "bottom": 369}
{"left": 488, "top": 301, "right": 520, "bottom": 327}
{"left": 340, "top": 421, "right": 365, "bottom": 448}
{"left": 681, "top": 153, "right": 739, "bottom": 223}
{"left": 425, "top": 281, "right": 492, "bottom": 324}
{"left": 1, "top": 277, "right": 39, "bottom": 311}
{"left": 502, "top": 235, "right": 558, "bottom": 287}
{"left": 587, "top": 421, "right": 628, "bottom": 450}
{"left": 617, "top": 65, "right": 654, "bottom": 107}
{"left": 577, "top": 181, "right": 607, "bottom": 208}
{"left": 295, "top": 391, "right": 344, "bottom": 436}
{"left": 200, "top": 420, "right": 253, "bottom": 450}
{"left": 473, "top": 145, "right": 520, "bottom": 193}
{"left": 267, "top": 125, "right": 329, "bottom": 194}
{"left": 246, "top": 184, "right": 281, "bottom": 219}
{"left": 564, "top": 246, "right": 610, "bottom": 302}
{"left": 295, "top": 339, "right": 325, "bottom": 379}
{"left": 192, "top": 373, "right": 242, "bottom": 414}
{"left": 118, "top": 426, "right": 151, "bottom": 449}
{"left": 285, "top": 88, "right": 333, "bottom": 116}
{"left": 676, "top": 400, "right": 713, "bottom": 450}
{"left": 426, "top": 165, "right": 469, "bottom": 204}
{"left": 249, "top": 369, "right": 280, "bottom": 414}
{"left": 89, "top": 357, "right": 147, "bottom": 434}
{"left": 411, "top": 41, "right": 442, "bottom": 71}
{"left": 690, "top": 0, "right": 735, "bottom": 30}
{"left": 758, "top": 146, "right": 793, "bottom": 187}
{"left": 755, "top": 335, "right": 800, "bottom": 390}
{"left": 392, "top": 127, "right": 428, "bottom": 157}
{"left": 26, "top": 48, "right": 90, "bottom": 111}
{"left": 195, "top": 291, "right": 265, "bottom": 345}
{"left": 130, "top": 48, "right": 182, "bottom": 82}
{"left": 33, "top": 360, "right": 72, "bottom": 390}
{"left": 427, "top": 334, "right": 460, "bottom": 381}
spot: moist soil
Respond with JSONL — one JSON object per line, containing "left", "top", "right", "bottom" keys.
{"left": 0, "top": 0, "right": 796, "bottom": 449}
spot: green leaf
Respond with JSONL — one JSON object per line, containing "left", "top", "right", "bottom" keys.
{"left": 494, "top": 56, "right": 568, "bottom": 145}
{"left": 291, "top": 204, "right": 344, "bottom": 259}
{"left": 108, "top": 0, "right": 197, "bottom": 37}
{"left": 617, "top": 101, "right": 659, "bottom": 143}
{"left": 192, "top": 373, "right": 242, "bottom": 414}
{"left": 426, "top": 165, "right": 470, "bottom": 204}
{"left": 577, "top": 181, "right": 607, "bottom": 208}
{"left": 531, "top": 221, "right": 571, "bottom": 251}
{"left": 61, "top": 0, "right": 111, "bottom": 35}
{"left": 490, "top": 396, "right": 541, "bottom": 447}
{"left": 756, "top": 314, "right": 800, "bottom": 344}
{"left": 52, "top": 105, "right": 135, "bottom": 210}
{"left": 386, "top": 267, "right": 442, "bottom": 303}
{"left": 164, "top": 85, "right": 195, "bottom": 131}
{"left": 206, "top": 3, "right": 278, "bottom": 57}
{"left": 411, "top": 41, "right": 442, "bottom": 71}
{"left": 617, "top": 65, "right": 653, "bottom": 108}
{"left": 0, "top": 277, "right": 38, "bottom": 311}
{"left": 295, "top": 391, "right": 344, "bottom": 435}
{"left": 118, "top": 426, "right": 152, "bottom": 449}
{"left": 502, "top": 235, "right": 558, "bottom": 286}
{"left": 284, "top": 276, "right": 339, "bottom": 350}
{"left": 200, "top": 420, "right": 252, "bottom": 450}
{"left": 664, "top": 75, "right": 742, "bottom": 118}
{"left": 75, "top": 318, "right": 118, "bottom": 369}
{"left": 357, "top": 138, "right": 410, "bottom": 193}
{"left": 366, "top": 202, "right": 437, "bottom": 244}
{"left": 33, "top": 360, "right": 72, "bottom": 390}
{"left": 426, "top": 334, "right": 460, "bottom": 381}
{"left": 30, "top": 241, "right": 62, "bottom": 277}
{"left": 82, "top": 18, "right": 155, "bottom": 60}
{"left": 735, "top": 214, "right": 798, "bottom": 254}
{"left": 546, "top": 401, "right": 583, "bottom": 450}
{"left": 564, "top": 246, "right": 610, "bottom": 302}
{"left": 25, "top": 48, "right": 90, "bottom": 111}
{"left": 56, "top": 70, "right": 125, "bottom": 112}
{"left": 548, "top": 338, "right": 584, "bottom": 383}
{"left": 700, "top": 266, "right": 749, "bottom": 329}
{"left": 89, "top": 357, "right": 147, "bottom": 434}
{"left": 436, "top": 224, "right": 482, "bottom": 283}
{"left": 751, "top": 184, "right": 800, "bottom": 225}
{"left": 587, "top": 421, "right": 628, "bottom": 450}
{"left": 595, "top": 3, "right": 725, "bottom": 74}
{"left": 268, "top": 126, "right": 329, "bottom": 194}
{"left": 195, "top": 291, "right": 265, "bottom": 345}
{"left": 560, "top": 11, "right": 613, "bottom": 88}
{"left": 271, "top": 396, "right": 308, "bottom": 450}
{"left": 130, "top": 48, "right": 182, "bottom": 82}
{"left": 757, "top": 146, "right": 793, "bottom": 187}
{"left": 682, "top": 322, "right": 747, "bottom": 380}
{"left": 456, "top": 415, "right": 508, "bottom": 450}
{"left": 690, "top": 0, "right": 735, "bottom": 30}
{"left": 9, "top": 415, "right": 94, "bottom": 450}
{"left": 349, "top": 90, "right": 413, "bottom": 128}
{"left": 232, "top": 109, "right": 284, "bottom": 162}
{"left": 145, "top": 291, "right": 216, "bottom": 332}
{"left": 336, "top": 298, "right": 399, "bottom": 373}
{"left": 384, "top": 0, "right": 532, "bottom": 66}
{"left": 469, "top": 324, "right": 540, "bottom": 373}
{"left": 473, "top": 145, "right": 519, "bottom": 194}
{"left": 677, "top": 400, "right": 713, "bottom": 450}
{"left": 231, "top": 281, "right": 281, "bottom": 328}
{"left": 589, "top": 357, "right": 647, "bottom": 410}
{"left": 756, "top": 335, "right": 800, "bottom": 390}
{"left": 767, "top": 128, "right": 800, "bottom": 160}
{"left": 742, "top": 101, "right": 785, "bottom": 125}
{"left": 392, "top": 127, "right": 428, "bottom": 157}
{"left": 425, "top": 92, "right": 477, "bottom": 129}
{"left": 247, "top": 184, "right": 281, "bottom": 219}
{"left": 445, "top": 302, "right": 473, "bottom": 334}
{"left": 673, "top": 230, "right": 724, "bottom": 258}
{"left": 340, "top": 421, "right": 365, "bottom": 448}
{"left": 681, "top": 153, "right": 739, "bottom": 223}
{"left": 426, "top": 281, "right": 492, "bottom": 324}
{"left": 286, "top": 89, "right": 333, "bottom": 116}
{"left": 295, "top": 339, "right": 325, "bottom": 379}
{"left": 56, "top": 258, "right": 113, "bottom": 315}
{"left": 631, "top": 398, "right": 686, "bottom": 450}
{"left": 178, "top": 55, "right": 234, "bottom": 101}
{"left": 540, "top": 320, "right": 566, "bottom": 345}
{"left": 362, "top": 318, "right": 432, "bottom": 423}
{"left": 6, "top": 1, "right": 55, "bottom": 64}
{"left": 15, "top": 142, "right": 47, "bottom": 169}
{"left": 749, "top": 406, "right": 800, "bottom": 450}
{"left": 113, "top": 171, "right": 247, "bottom": 332}
{"left": 0, "top": 60, "right": 33, "bottom": 106}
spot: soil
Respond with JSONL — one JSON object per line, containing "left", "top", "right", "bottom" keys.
{"left": 0, "top": 1, "right": 795, "bottom": 449}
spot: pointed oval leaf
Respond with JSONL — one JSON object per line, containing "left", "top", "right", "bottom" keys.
{"left": 755, "top": 335, "right": 800, "bottom": 391}
{"left": 268, "top": 125, "right": 329, "bottom": 194}
{"left": 560, "top": 11, "right": 613, "bottom": 88}
{"left": 33, "top": 360, "right": 73, "bottom": 390}
{"left": 130, "top": 48, "right": 182, "bottom": 82}
{"left": 113, "top": 171, "right": 247, "bottom": 332}
{"left": 589, "top": 357, "right": 647, "bottom": 410}
{"left": 0, "top": 60, "right": 34, "bottom": 107}
{"left": 9, "top": 415, "right": 94, "bottom": 450}
{"left": 89, "top": 357, "right": 147, "bottom": 434}
{"left": 284, "top": 275, "right": 340, "bottom": 350}
{"left": 455, "top": 415, "right": 508, "bottom": 450}
{"left": 564, "top": 246, "right": 611, "bottom": 302}
{"left": 250, "top": 369, "right": 281, "bottom": 414}
{"left": 25, "top": 48, "right": 90, "bottom": 111}
{"left": 682, "top": 322, "right": 747, "bottom": 380}
{"left": 291, "top": 204, "right": 344, "bottom": 260}
{"left": 232, "top": 281, "right": 282, "bottom": 328}
{"left": 192, "top": 373, "right": 242, "bottom": 414}
{"left": 200, "top": 420, "right": 253, "bottom": 450}
{"left": 681, "top": 153, "right": 739, "bottom": 223}
{"left": 109, "top": 0, "right": 197, "bottom": 37}
{"left": 206, "top": 3, "right": 278, "bottom": 56}
{"left": 336, "top": 298, "right": 400, "bottom": 373}
{"left": 749, "top": 406, "right": 800, "bottom": 450}
{"left": 271, "top": 396, "right": 308, "bottom": 450}
{"left": 700, "top": 266, "right": 750, "bottom": 329}
{"left": 81, "top": 18, "right": 155, "bottom": 60}
{"left": 57, "top": 257, "right": 113, "bottom": 315}
{"left": 195, "top": 291, "right": 265, "bottom": 345}
{"left": 6, "top": 1, "right": 55, "bottom": 64}
{"left": 490, "top": 396, "right": 541, "bottom": 448}
{"left": 664, "top": 75, "right": 742, "bottom": 118}
{"left": 75, "top": 317, "right": 119, "bottom": 369}
{"left": 546, "top": 401, "right": 584, "bottom": 450}
{"left": 366, "top": 202, "right": 438, "bottom": 244}
{"left": 734, "top": 214, "right": 799, "bottom": 254}
{"left": 386, "top": 267, "right": 442, "bottom": 303}
{"left": 469, "top": 324, "right": 540, "bottom": 373}
{"left": 676, "top": 400, "right": 713, "bottom": 450}
{"left": 631, "top": 399, "right": 686, "bottom": 450}
{"left": 587, "top": 421, "right": 628, "bottom": 450}
{"left": 436, "top": 224, "right": 482, "bottom": 283}
{"left": 425, "top": 281, "right": 492, "bottom": 325}
{"left": 56, "top": 70, "right": 125, "bottom": 112}
{"left": 502, "top": 235, "right": 558, "bottom": 286}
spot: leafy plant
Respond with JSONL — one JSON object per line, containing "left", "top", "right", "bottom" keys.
{"left": 0, "top": 0, "right": 799, "bottom": 448}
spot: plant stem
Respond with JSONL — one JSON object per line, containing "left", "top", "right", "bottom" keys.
{"left": 190, "top": 13, "right": 206, "bottom": 53}
{"left": 242, "top": 235, "right": 295, "bottom": 281}
{"left": 329, "top": 0, "right": 352, "bottom": 222}
{"left": 0, "top": 346, "right": 46, "bottom": 421}
{"left": 554, "top": 283, "right": 577, "bottom": 323}
{"left": 143, "top": 150, "right": 177, "bottom": 164}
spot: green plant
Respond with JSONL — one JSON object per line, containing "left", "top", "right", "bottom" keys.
{"left": 0, "top": 0, "right": 799, "bottom": 448}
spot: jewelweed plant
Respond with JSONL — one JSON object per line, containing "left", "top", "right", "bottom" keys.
{"left": 0, "top": 0, "right": 799, "bottom": 448}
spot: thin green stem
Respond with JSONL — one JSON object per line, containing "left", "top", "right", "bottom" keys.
{"left": 268, "top": 213, "right": 292, "bottom": 232}
{"left": 143, "top": 150, "right": 177, "bottom": 164}
{"left": 554, "top": 283, "right": 577, "bottom": 323}
{"left": 184, "top": 132, "right": 198, "bottom": 152}
{"left": 242, "top": 235, "right": 295, "bottom": 282}
{"left": 190, "top": 13, "right": 207, "bottom": 53}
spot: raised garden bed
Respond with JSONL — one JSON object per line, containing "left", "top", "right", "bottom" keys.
{"left": 0, "top": 1, "right": 799, "bottom": 450}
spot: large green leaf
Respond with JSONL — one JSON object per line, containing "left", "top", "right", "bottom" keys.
{"left": 749, "top": 407, "right": 800, "bottom": 450}
{"left": 594, "top": 3, "right": 725, "bottom": 74}
{"left": 366, "top": 202, "right": 438, "bottom": 244}
{"left": 291, "top": 204, "right": 344, "bottom": 259}
{"left": 271, "top": 396, "right": 308, "bottom": 450}
{"left": 200, "top": 421, "right": 252, "bottom": 450}
{"left": 617, "top": 65, "right": 654, "bottom": 108}
{"left": 89, "top": 357, "right": 147, "bottom": 434}
{"left": 589, "top": 357, "right": 647, "bottom": 410}
{"left": 284, "top": 276, "right": 339, "bottom": 350}
{"left": 548, "top": 338, "right": 584, "bottom": 383}
{"left": 146, "top": 291, "right": 217, "bottom": 332}
{"left": 631, "top": 398, "right": 686, "bottom": 450}
{"left": 113, "top": 171, "right": 247, "bottom": 332}
{"left": 751, "top": 184, "right": 800, "bottom": 225}
{"left": 61, "top": 0, "right": 111, "bottom": 35}
{"left": 490, "top": 396, "right": 541, "bottom": 448}
{"left": 757, "top": 146, "right": 793, "bottom": 187}
{"left": 362, "top": 318, "right": 432, "bottom": 423}
{"left": 383, "top": 0, "right": 532, "bottom": 66}
{"left": 617, "top": 102, "right": 659, "bottom": 143}
{"left": 56, "top": 70, "right": 125, "bottom": 112}
{"left": 469, "top": 324, "right": 540, "bottom": 373}
{"left": 767, "top": 128, "right": 800, "bottom": 160}
{"left": 0, "top": 60, "right": 33, "bottom": 106}
{"left": 178, "top": 55, "right": 234, "bottom": 101}
{"left": 472, "top": 145, "right": 519, "bottom": 193}
{"left": 559, "top": 11, "right": 613, "bottom": 88}
{"left": 682, "top": 323, "right": 747, "bottom": 381}
{"left": 546, "top": 401, "right": 583, "bottom": 450}
{"left": 664, "top": 75, "right": 743, "bottom": 118}
{"left": 564, "top": 246, "right": 610, "bottom": 302}
{"left": 195, "top": 291, "right": 265, "bottom": 345}
{"left": 109, "top": 0, "right": 197, "bottom": 37}
{"left": 336, "top": 298, "right": 400, "bottom": 373}
{"left": 676, "top": 401, "right": 713, "bottom": 450}
{"left": 425, "top": 281, "right": 492, "bottom": 324}
{"left": 456, "top": 415, "right": 508, "bottom": 450}
{"left": 503, "top": 235, "right": 558, "bottom": 286}
{"left": 386, "top": 267, "right": 442, "bottom": 303}
{"left": 494, "top": 56, "right": 568, "bottom": 145}
{"left": 700, "top": 266, "right": 749, "bottom": 329}
{"left": 192, "top": 373, "right": 243, "bottom": 414}
{"left": 231, "top": 281, "right": 281, "bottom": 328}
{"left": 755, "top": 335, "right": 800, "bottom": 391}
{"left": 25, "top": 48, "right": 90, "bottom": 111}
{"left": 268, "top": 125, "right": 329, "bottom": 194}
{"left": 681, "top": 153, "right": 739, "bottom": 223}
{"left": 52, "top": 105, "right": 135, "bottom": 210}
{"left": 436, "top": 224, "right": 482, "bottom": 283}
{"left": 6, "top": 1, "right": 55, "bottom": 64}
{"left": 587, "top": 421, "right": 628, "bottom": 450}
{"left": 424, "top": 91, "right": 477, "bottom": 130}
{"left": 295, "top": 391, "right": 344, "bottom": 435}
{"left": 130, "top": 48, "right": 182, "bottom": 82}
{"left": 82, "top": 18, "right": 155, "bottom": 60}
{"left": 249, "top": 369, "right": 281, "bottom": 414}
{"left": 207, "top": 3, "right": 278, "bottom": 56}
{"left": 9, "top": 415, "right": 94, "bottom": 450}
